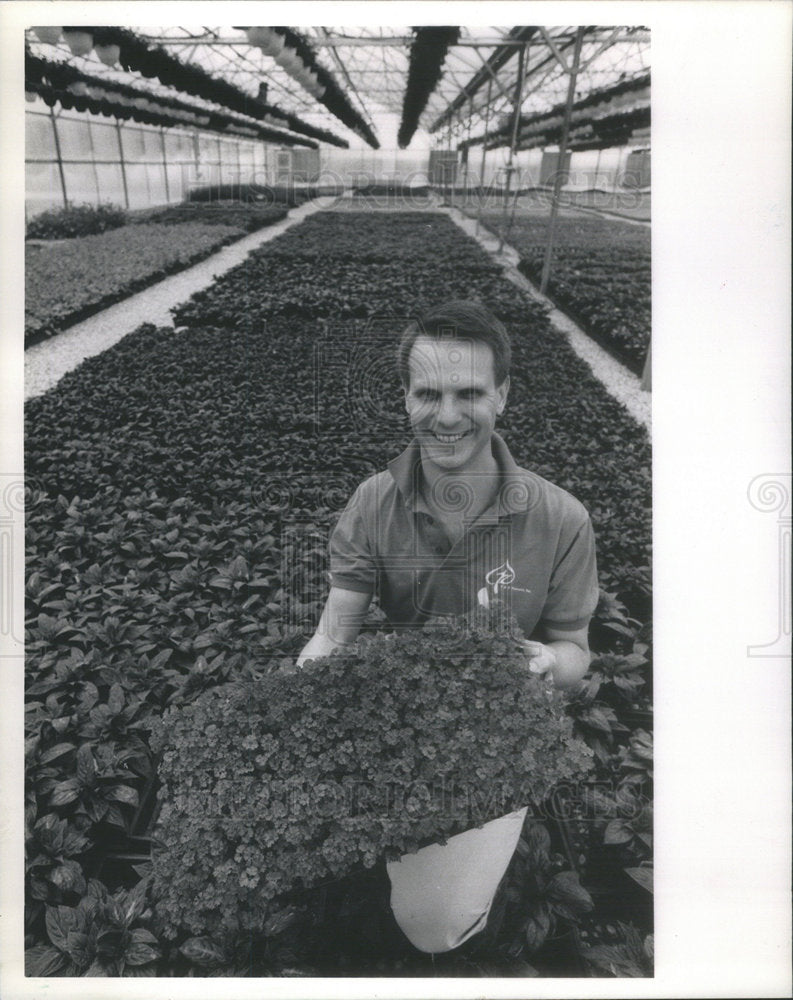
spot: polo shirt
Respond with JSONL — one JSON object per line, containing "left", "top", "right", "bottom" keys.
{"left": 328, "top": 432, "right": 599, "bottom": 638}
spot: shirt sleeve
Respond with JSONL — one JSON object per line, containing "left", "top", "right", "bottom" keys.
{"left": 328, "top": 484, "right": 377, "bottom": 595}
{"left": 539, "top": 513, "right": 599, "bottom": 631}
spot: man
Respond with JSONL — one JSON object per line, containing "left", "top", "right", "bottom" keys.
{"left": 297, "top": 300, "right": 599, "bottom": 954}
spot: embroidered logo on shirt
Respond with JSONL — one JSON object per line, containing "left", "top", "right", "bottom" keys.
{"left": 485, "top": 560, "right": 515, "bottom": 593}
{"left": 477, "top": 560, "right": 532, "bottom": 608}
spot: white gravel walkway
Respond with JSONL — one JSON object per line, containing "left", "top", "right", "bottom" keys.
{"left": 24, "top": 197, "right": 338, "bottom": 401}
{"left": 441, "top": 204, "right": 651, "bottom": 432}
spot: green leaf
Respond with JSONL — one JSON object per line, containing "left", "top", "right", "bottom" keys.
{"left": 545, "top": 870, "right": 593, "bottom": 914}
{"left": 125, "top": 939, "right": 160, "bottom": 967}
{"left": 50, "top": 779, "right": 80, "bottom": 807}
{"left": 604, "top": 819, "right": 633, "bottom": 845}
{"left": 524, "top": 905, "right": 551, "bottom": 952}
{"left": 625, "top": 865, "right": 653, "bottom": 893}
{"left": 44, "top": 905, "right": 72, "bottom": 950}
{"left": 76, "top": 745, "right": 95, "bottom": 786}
{"left": 38, "top": 742, "right": 76, "bottom": 765}
{"left": 49, "top": 859, "right": 86, "bottom": 893}
{"left": 108, "top": 683, "right": 125, "bottom": 715}
{"left": 107, "top": 784, "right": 139, "bottom": 807}
{"left": 26, "top": 943, "right": 68, "bottom": 976}
{"left": 179, "top": 936, "right": 226, "bottom": 966}
{"left": 122, "top": 880, "right": 149, "bottom": 924}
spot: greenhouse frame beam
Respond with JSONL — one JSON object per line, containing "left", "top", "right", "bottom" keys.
{"left": 429, "top": 26, "right": 537, "bottom": 132}
{"left": 499, "top": 40, "right": 530, "bottom": 253}
{"left": 319, "top": 26, "right": 378, "bottom": 136}
{"left": 538, "top": 27, "right": 571, "bottom": 73}
{"left": 140, "top": 31, "right": 651, "bottom": 48}
{"left": 540, "top": 26, "right": 586, "bottom": 295}
{"left": 470, "top": 47, "right": 515, "bottom": 105}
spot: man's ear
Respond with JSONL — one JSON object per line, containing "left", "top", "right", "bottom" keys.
{"left": 496, "top": 376, "right": 510, "bottom": 414}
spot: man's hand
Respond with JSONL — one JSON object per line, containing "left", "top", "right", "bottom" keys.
{"left": 296, "top": 586, "right": 372, "bottom": 669}
{"left": 520, "top": 625, "right": 592, "bottom": 690}
{"left": 519, "top": 640, "right": 558, "bottom": 677}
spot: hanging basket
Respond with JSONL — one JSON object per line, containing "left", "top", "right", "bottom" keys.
{"left": 94, "top": 43, "right": 120, "bottom": 67}
{"left": 62, "top": 29, "right": 94, "bottom": 57}
{"left": 276, "top": 47, "right": 302, "bottom": 74}
{"left": 245, "top": 27, "right": 270, "bottom": 47}
{"left": 259, "top": 31, "right": 285, "bottom": 58}
{"left": 33, "top": 27, "right": 62, "bottom": 45}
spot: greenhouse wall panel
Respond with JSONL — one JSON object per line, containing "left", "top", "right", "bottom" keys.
{"left": 26, "top": 111, "right": 56, "bottom": 160}
{"left": 123, "top": 164, "right": 153, "bottom": 210}
{"left": 62, "top": 162, "right": 99, "bottom": 204}
{"left": 25, "top": 161, "right": 62, "bottom": 216}
{"left": 88, "top": 120, "right": 121, "bottom": 160}
{"left": 54, "top": 116, "right": 92, "bottom": 160}
{"left": 94, "top": 163, "right": 127, "bottom": 206}
{"left": 145, "top": 162, "right": 168, "bottom": 205}
{"left": 164, "top": 163, "right": 186, "bottom": 203}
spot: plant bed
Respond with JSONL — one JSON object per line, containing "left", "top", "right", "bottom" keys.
{"left": 25, "top": 221, "right": 246, "bottom": 347}
{"left": 129, "top": 201, "right": 289, "bottom": 233}
{"left": 353, "top": 182, "right": 430, "bottom": 197}
{"left": 187, "top": 182, "right": 344, "bottom": 206}
{"left": 468, "top": 210, "right": 651, "bottom": 375}
{"left": 26, "top": 202, "right": 127, "bottom": 240}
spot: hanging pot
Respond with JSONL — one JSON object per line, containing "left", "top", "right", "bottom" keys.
{"left": 95, "top": 43, "right": 120, "bottom": 67}
{"left": 276, "top": 47, "right": 301, "bottom": 74}
{"left": 245, "top": 27, "right": 270, "bottom": 47}
{"left": 33, "top": 27, "right": 62, "bottom": 45}
{"left": 62, "top": 29, "right": 94, "bottom": 57}
{"left": 258, "top": 31, "right": 285, "bottom": 58}
{"left": 25, "top": 90, "right": 38, "bottom": 103}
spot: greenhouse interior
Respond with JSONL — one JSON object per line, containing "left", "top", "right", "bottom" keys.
{"left": 23, "top": 24, "right": 654, "bottom": 979}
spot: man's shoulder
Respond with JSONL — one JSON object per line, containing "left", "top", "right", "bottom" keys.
{"left": 510, "top": 465, "right": 590, "bottom": 527}
{"left": 344, "top": 469, "right": 399, "bottom": 510}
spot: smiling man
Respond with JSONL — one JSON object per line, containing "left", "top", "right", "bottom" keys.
{"left": 297, "top": 300, "right": 599, "bottom": 954}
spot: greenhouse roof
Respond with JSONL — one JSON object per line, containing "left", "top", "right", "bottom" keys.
{"left": 25, "top": 25, "right": 650, "bottom": 151}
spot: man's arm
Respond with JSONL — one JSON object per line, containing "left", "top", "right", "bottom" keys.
{"left": 522, "top": 623, "right": 591, "bottom": 690}
{"left": 296, "top": 586, "right": 373, "bottom": 668}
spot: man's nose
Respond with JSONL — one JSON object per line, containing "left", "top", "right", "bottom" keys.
{"left": 436, "top": 394, "right": 460, "bottom": 426}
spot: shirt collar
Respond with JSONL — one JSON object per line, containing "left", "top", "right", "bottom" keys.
{"left": 387, "top": 432, "right": 531, "bottom": 518}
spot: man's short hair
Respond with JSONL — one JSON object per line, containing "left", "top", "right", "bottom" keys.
{"left": 397, "top": 300, "right": 512, "bottom": 389}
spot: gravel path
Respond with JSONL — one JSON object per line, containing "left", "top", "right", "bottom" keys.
{"left": 24, "top": 198, "right": 337, "bottom": 401}
{"left": 442, "top": 204, "right": 652, "bottom": 432}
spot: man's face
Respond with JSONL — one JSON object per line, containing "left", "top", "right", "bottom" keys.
{"left": 404, "top": 336, "right": 509, "bottom": 473}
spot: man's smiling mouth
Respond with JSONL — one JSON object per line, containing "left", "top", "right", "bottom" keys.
{"left": 430, "top": 430, "right": 472, "bottom": 443}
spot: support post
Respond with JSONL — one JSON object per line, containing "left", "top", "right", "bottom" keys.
{"left": 49, "top": 107, "right": 69, "bottom": 209}
{"left": 160, "top": 127, "right": 171, "bottom": 203}
{"left": 539, "top": 26, "right": 584, "bottom": 295}
{"left": 465, "top": 95, "right": 473, "bottom": 199}
{"left": 499, "top": 40, "right": 528, "bottom": 253}
{"left": 114, "top": 119, "right": 130, "bottom": 210}
{"left": 476, "top": 76, "right": 493, "bottom": 234}
{"left": 84, "top": 114, "right": 101, "bottom": 206}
